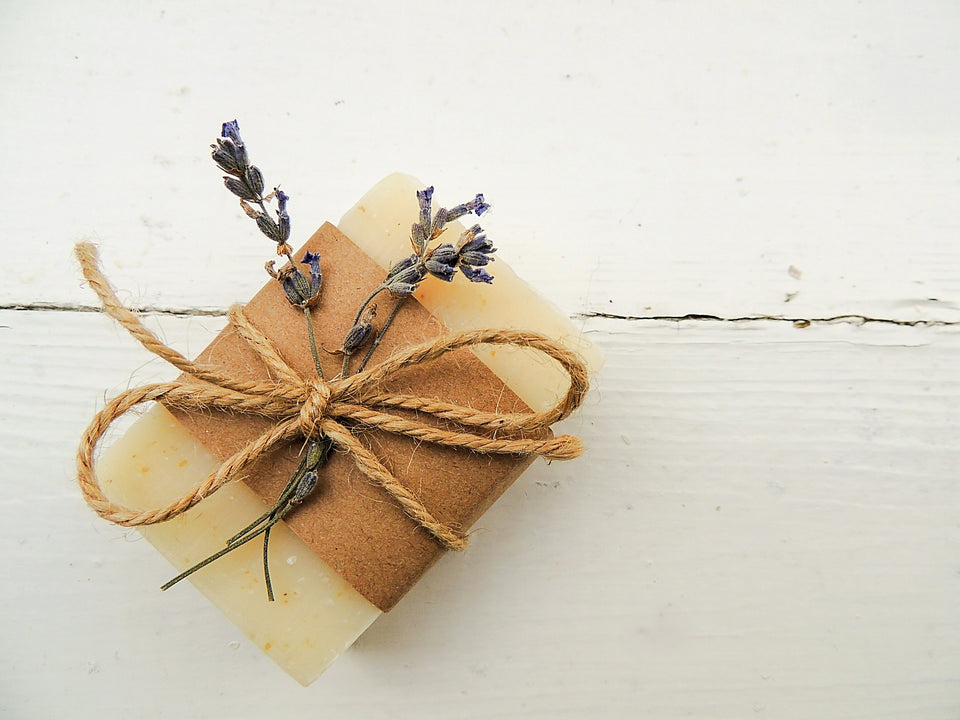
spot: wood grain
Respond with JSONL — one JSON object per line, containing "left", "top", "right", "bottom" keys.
{"left": 3, "top": 309, "right": 958, "bottom": 717}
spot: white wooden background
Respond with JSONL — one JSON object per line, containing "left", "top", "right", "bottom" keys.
{"left": 2, "top": 1, "right": 959, "bottom": 717}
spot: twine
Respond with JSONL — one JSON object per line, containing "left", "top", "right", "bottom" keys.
{"left": 74, "top": 242, "right": 589, "bottom": 551}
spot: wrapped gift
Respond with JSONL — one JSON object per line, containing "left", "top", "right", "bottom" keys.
{"left": 76, "top": 124, "right": 601, "bottom": 685}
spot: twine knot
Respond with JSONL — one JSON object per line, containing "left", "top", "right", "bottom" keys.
{"left": 300, "top": 380, "right": 331, "bottom": 439}
{"left": 74, "top": 242, "right": 589, "bottom": 550}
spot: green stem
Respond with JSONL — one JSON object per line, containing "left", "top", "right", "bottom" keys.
{"left": 263, "top": 525, "right": 274, "bottom": 602}
{"left": 225, "top": 470, "right": 302, "bottom": 546}
{"left": 353, "top": 284, "right": 388, "bottom": 327}
{"left": 162, "top": 439, "right": 331, "bottom": 597}
{"left": 304, "top": 306, "right": 324, "bottom": 379}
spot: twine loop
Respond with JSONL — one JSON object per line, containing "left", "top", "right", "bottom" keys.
{"left": 73, "top": 242, "right": 588, "bottom": 550}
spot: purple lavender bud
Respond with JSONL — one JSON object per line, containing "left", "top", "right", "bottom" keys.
{"left": 342, "top": 318, "right": 374, "bottom": 352}
{"left": 256, "top": 213, "right": 282, "bottom": 242}
{"left": 424, "top": 243, "right": 458, "bottom": 281}
{"left": 417, "top": 185, "right": 434, "bottom": 229}
{"left": 279, "top": 266, "right": 311, "bottom": 305}
{"left": 211, "top": 139, "right": 242, "bottom": 175}
{"left": 446, "top": 193, "right": 490, "bottom": 221}
{"left": 387, "top": 281, "right": 419, "bottom": 295}
{"left": 463, "top": 236, "right": 495, "bottom": 255}
{"left": 232, "top": 141, "right": 249, "bottom": 170}
{"left": 460, "top": 265, "right": 494, "bottom": 284}
{"left": 411, "top": 222, "right": 428, "bottom": 253}
{"left": 416, "top": 185, "right": 434, "bottom": 211}
{"left": 444, "top": 203, "right": 470, "bottom": 222}
{"left": 429, "top": 243, "right": 458, "bottom": 263}
{"left": 431, "top": 207, "right": 448, "bottom": 236}
{"left": 470, "top": 193, "right": 490, "bottom": 216}
{"left": 223, "top": 175, "right": 258, "bottom": 200}
{"left": 221, "top": 119, "right": 243, "bottom": 145}
{"left": 388, "top": 263, "right": 426, "bottom": 286}
{"left": 459, "top": 250, "right": 492, "bottom": 266}
{"left": 424, "top": 264, "right": 456, "bottom": 282}
{"left": 244, "top": 165, "right": 264, "bottom": 197}
{"left": 274, "top": 189, "right": 291, "bottom": 242}
{"left": 387, "top": 254, "right": 422, "bottom": 282}
{"left": 272, "top": 258, "right": 320, "bottom": 307}
{"left": 301, "top": 251, "right": 322, "bottom": 299}
{"left": 277, "top": 213, "right": 291, "bottom": 243}
{"left": 291, "top": 470, "right": 319, "bottom": 504}
{"left": 460, "top": 225, "right": 495, "bottom": 254}
{"left": 385, "top": 255, "right": 425, "bottom": 294}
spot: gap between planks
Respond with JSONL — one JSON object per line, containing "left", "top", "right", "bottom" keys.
{"left": 2, "top": 303, "right": 958, "bottom": 329}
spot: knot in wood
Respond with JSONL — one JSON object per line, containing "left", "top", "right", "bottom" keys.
{"left": 299, "top": 380, "right": 331, "bottom": 438}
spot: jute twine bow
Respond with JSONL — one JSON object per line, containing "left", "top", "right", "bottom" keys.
{"left": 75, "top": 243, "right": 589, "bottom": 551}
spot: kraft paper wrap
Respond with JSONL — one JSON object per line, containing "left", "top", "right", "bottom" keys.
{"left": 168, "top": 222, "right": 547, "bottom": 611}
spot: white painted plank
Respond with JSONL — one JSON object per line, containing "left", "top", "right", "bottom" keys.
{"left": 1, "top": 1, "right": 959, "bottom": 322}
{"left": 2, "top": 308, "right": 958, "bottom": 718}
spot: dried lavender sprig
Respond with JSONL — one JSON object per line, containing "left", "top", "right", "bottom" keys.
{"left": 165, "top": 121, "right": 332, "bottom": 601}
{"left": 218, "top": 120, "right": 322, "bottom": 382}
{"left": 344, "top": 186, "right": 495, "bottom": 376}
{"left": 162, "top": 437, "right": 331, "bottom": 600}
{"left": 213, "top": 120, "right": 293, "bottom": 260}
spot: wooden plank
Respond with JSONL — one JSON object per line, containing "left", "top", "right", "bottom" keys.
{"left": 2, "top": 3, "right": 959, "bottom": 323}
{"left": 3, "top": 308, "right": 958, "bottom": 717}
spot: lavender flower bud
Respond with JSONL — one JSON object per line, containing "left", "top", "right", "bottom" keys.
{"left": 291, "top": 470, "right": 319, "bottom": 505}
{"left": 456, "top": 225, "right": 496, "bottom": 283}
{"left": 385, "top": 271, "right": 426, "bottom": 294}
{"left": 387, "top": 281, "right": 418, "bottom": 295}
{"left": 417, "top": 185, "right": 434, "bottom": 229}
{"left": 459, "top": 225, "right": 495, "bottom": 253}
{"left": 277, "top": 213, "right": 291, "bottom": 243}
{"left": 386, "top": 254, "right": 425, "bottom": 285}
{"left": 460, "top": 230, "right": 495, "bottom": 262}
{"left": 244, "top": 165, "right": 264, "bottom": 198}
{"left": 211, "top": 138, "right": 243, "bottom": 175}
{"left": 460, "top": 266, "right": 494, "bottom": 284}
{"left": 221, "top": 119, "right": 243, "bottom": 145}
{"left": 342, "top": 305, "right": 376, "bottom": 352}
{"left": 459, "top": 250, "right": 492, "bottom": 266}
{"left": 255, "top": 214, "right": 281, "bottom": 242}
{"left": 446, "top": 193, "right": 490, "bottom": 221}
{"left": 301, "top": 251, "right": 322, "bottom": 301}
{"left": 411, "top": 222, "right": 428, "bottom": 253}
{"left": 470, "top": 193, "right": 491, "bottom": 216}
{"left": 224, "top": 175, "right": 258, "bottom": 200}
{"left": 277, "top": 266, "right": 312, "bottom": 305}
{"left": 269, "top": 252, "right": 321, "bottom": 307}
{"left": 417, "top": 185, "right": 434, "bottom": 211}
{"left": 424, "top": 243, "right": 458, "bottom": 282}
{"left": 385, "top": 255, "right": 425, "bottom": 294}
{"left": 430, "top": 207, "right": 448, "bottom": 239}
{"left": 342, "top": 322, "right": 373, "bottom": 352}
{"left": 276, "top": 189, "right": 291, "bottom": 242}
{"left": 211, "top": 120, "right": 249, "bottom": 175}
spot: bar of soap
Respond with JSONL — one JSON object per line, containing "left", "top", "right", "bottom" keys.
{"left": 95, "top": 173, "right": 602, "bottom": 685}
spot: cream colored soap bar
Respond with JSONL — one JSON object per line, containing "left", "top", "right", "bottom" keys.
{"left": 96, "top": 173, "right": 602, "bottom": 685}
